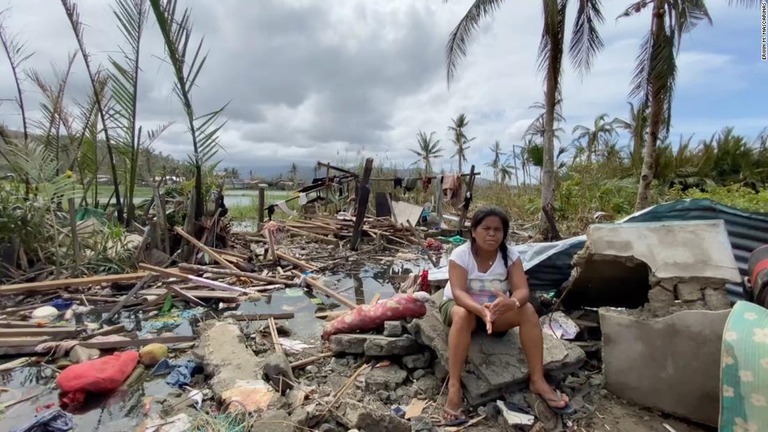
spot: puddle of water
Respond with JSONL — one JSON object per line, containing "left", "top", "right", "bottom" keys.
{"left": 0, "top": 261, "right": 426, "bottom": 431}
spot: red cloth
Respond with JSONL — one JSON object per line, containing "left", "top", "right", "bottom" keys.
{"left": 322, "top": 294, "right": 427, "bottom": 339}
{"left": 57, "top": 350, "right": 139, "bottom": 410}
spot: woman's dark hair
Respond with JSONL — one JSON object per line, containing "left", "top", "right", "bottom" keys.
{"left": 469, "top": 206, "right": 511, "bottom": 267}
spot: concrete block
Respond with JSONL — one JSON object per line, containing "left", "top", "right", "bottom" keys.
{"left": 676, "top": 281, "right": 702, "bottom": 302}
{"left": 599, "top": 308, "right": 730, "bottom": 426}
{"left": 383, "top": 320, "right": 403, "bottom": 337}
{"left": 328, "top": 334, "right": 420, "bottom": 356}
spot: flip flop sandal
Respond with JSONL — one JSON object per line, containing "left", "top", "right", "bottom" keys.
{"left": 442, "top": 407, "right": 469, "bottom": 426}
{"left": 543, "top": 390, "right": 575, "bottom": 416}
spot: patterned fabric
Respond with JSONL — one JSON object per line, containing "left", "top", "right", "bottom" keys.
{"left": 321, "top": 293, "right": 429, "bottom": 339}
{"left": 719, "top": 301, "right": 768, "bottom": 431}
{"left": 465, "top": 278, "right": 507, "bottom": 305}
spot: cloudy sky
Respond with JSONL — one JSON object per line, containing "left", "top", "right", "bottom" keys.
{"left": 0, "top": 0, "right": 765, "bottom": 178}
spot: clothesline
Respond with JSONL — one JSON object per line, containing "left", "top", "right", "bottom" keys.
{"left": 369, "top": 172, "right": 479, "bottom": 182}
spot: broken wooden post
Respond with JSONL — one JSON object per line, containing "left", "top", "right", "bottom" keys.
{"left": 457, "top": 164, "right": 476, "bottom": 234}
{"left": 258, "top": 185, "right": 265, "bottom": 225}
{"left": 67, "top": 197, "right": 80, "bottom": 268}
{"left": 350, "top": 158, "right": 374, "bottom": 251}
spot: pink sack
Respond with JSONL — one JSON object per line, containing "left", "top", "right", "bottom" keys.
{"left": 57, "top": 350, "right": 140, "bottom": 410}
{"left": 322, "top": 293, "right": 429, "bottom": 339}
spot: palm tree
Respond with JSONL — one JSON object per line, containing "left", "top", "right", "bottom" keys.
{"left": 445, "top": 0, "right": 606, "bottom": 237}
{"left": 486, "top": 140, "right": 505, "bottom": 183}
{"left": 571, "top": 113, "right": 617, "bottom": 163}
{"left": 410, "top": 130, "right": 444, "bottom": 175}
{"left": 289, "top": 163, "right": 299, "bottom": 183}
{"left": 448, "top": 113, "right": 475, "bottom": 173}
{"left": 620, "top": 0, "right": 761, "bottom": 210}
{"left": 611, "top": 101, "right": 648, "bottom": 169}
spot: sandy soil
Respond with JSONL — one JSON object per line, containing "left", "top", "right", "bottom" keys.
{"left": 575, "top": 392, "right": 715, "bottom": 432}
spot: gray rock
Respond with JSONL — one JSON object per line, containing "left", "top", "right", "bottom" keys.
{"left": 383, "top": 321, "right": 403, "bottom": 337}
{"left": 329, "top": 334, "right": 420, "bottom": 357}
{"left": 647, "top": 286, "right": 674, "bottom": 310}
{"left": 69, "top": 346, "right": 99, "bottom": 364}
{"left": 317, "top": 424, "right": 340, "bottom": 432}
{"left": 412, "top": 369, "right": 427, "bottom": 380}
{"left": 414, "top": 375, "right": 441, "bottom": 398}
{"left": 290, "top": 407, "right": 309, "bottom": 428}
{"left": 364, "top": 335, "right": 420, "bottom": 356}
{"left": 263, "top": 352, "right": 296, "bottom": 395}
{"left": 258, "top": 410, "right": 293, "bottom": 432}
{"left": 703, "top": 288, "right": 732, "bottom": 311}
{"left": 676, "top": 281, "right": 703, "bottom": 302}
{"left": 341, "top": 400, "right": 410, "bottom": 432}
{"left": 305, "top": 365, "right": 320, "bottom": 375}
{"left": 366, "top": 365, "right": 408, "bottom": 391}
{"left": 376, "top": 390, "right": 390, "bottom": 401}
{"left": 414, "top": 306, "right": 585, "bottom": 406}
{"left": 410, "top": 415, "right": 436, "bottom": 432}
{"left": 402, "top": 351, "right": 432, "bottom": 369}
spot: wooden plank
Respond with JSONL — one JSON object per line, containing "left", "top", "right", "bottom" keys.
{"left": 79, "top": 335, "right": 196, "bottom": 350}
{"left": 350, "top": 158, "right": 373, "bottom": 251}
{"left": 140, "top": 289, "right": 239, "bottom": 300}
{"left": 276, "top": 251, "right": 319, "bottom": 272}
{"left": 292, "top": 270, "right": 356, "bottom": 309}
{"left": 0, "top": 272, "right": 149, "bottom": 295}
{"left": 173, "top": 226, "right": 238, "bottom": 271}
{"left": 82, "top": 324, "right": 126, "bottom": 340}
{"left": 176, "top": 263, "right": 295, "bottom": 286}
{"left": 227, "top": 313, "right": 295, "bottom": 321}
{"left": 0, "top": 328, "right": 79, "bottom": 338}
{"left": 391, "top": 201, "right": 423, "bottom": 227}
{"left": 0, "top": 336, "right": 51, "bottom": 347}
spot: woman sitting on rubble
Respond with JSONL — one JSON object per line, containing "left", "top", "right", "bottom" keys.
{"left": 441, "top": 206, "right": 573, "bottom": 422}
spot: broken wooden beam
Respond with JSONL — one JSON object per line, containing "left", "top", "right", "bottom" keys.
{"left": 276, "top": 251, "right": 319, "bottom": 272}
{"left": 177, "top": 263, "right": 296, "bottom": 286}
{"left": 79, "top": 335, "right": 196, "bottom": 350}
{"left": 0, "top": 272, "right": 149, "bottom": 295}
{"left": 173, "top": 226, "right": 239, "bottom": 271}
{"left": 227, "top": 313, "right": 295, "bottom": 321}
{"left": 292, "top": 270, "right": 356, "bottom": 309}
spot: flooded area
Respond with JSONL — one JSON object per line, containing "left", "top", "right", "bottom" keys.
{"left": 0, "top": 260, "right": 426, "bottom": 431}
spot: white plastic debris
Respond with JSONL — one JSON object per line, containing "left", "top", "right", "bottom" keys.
{"left": 540, "top": 311, "right": 580, "bottom": 340}
{"left": 497, "top": 401, "right": 535, "bottom": 425}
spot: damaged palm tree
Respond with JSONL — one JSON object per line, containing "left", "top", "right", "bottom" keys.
{"left": 60, "top": 0, "right": 124, "bottom": 224}
{"left": 108, "top": 0, "right": 171, "bottom": 226}
{"left": 623, "top": 0, "right": 761, "bottom": 211}
{"left": 149, "top": 0, "right": 228, "bottom": 239}
{"left": 444, "top": 0, "right": 606, "bottom": 239}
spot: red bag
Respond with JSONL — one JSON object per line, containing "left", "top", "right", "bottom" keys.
{"left": 322, "top": 293, "right": 428, "bottom": 339}
{"left": 57, "top": 350, "right": 139, "bottom": 409}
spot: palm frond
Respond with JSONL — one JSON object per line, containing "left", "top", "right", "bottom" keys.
{"left": 569, "top": 0, "right": 605, "bottom": 75}
{"left": 0, "top": 11, "right": 34, "bottom": 142}
{"left": 149, "top": 0, "right": 228, "bottom": 221}
{"left": 444, "top": 0, "right": 507, "bottom": 87}
{"left": 727, "top": 0, "right": 762, "bottom": 6}
{"left": 61, "top": 0, "right": 124, "bottom": 222}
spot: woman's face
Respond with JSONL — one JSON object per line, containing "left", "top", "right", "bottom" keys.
{"left": 472, "top": 215, "right": 504, "bottom": 251}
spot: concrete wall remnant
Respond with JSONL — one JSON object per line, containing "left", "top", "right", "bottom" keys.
{"left": 562, "top": 220, "right": 741, "bottom": 315}
{"left": 600, "top": 308, "right": 730, "bottom": 426}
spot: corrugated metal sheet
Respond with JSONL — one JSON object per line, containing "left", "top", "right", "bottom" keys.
{"left": 525, "top": 198, "right": 768, "bottom": 301}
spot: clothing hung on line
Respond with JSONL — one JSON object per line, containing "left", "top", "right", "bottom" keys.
{"left": 276, "top": 201, "right": 296, "bottom": 217}
{"left": 441, "top": 173, "right": 463, "bottom": 208}
{"left": 403, "top": 177, "right": 419, "bottom": 192}
{"left": 393, "top": 177, "right": 403, "bottom": 189}
{"left": 422, "top": 177, "right": 432, "bottom": 192}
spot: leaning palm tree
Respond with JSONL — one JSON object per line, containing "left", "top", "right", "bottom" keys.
{"left": 486, "top": 140, "right": 505, "bottom": 183}
{"left": 611, "top": 101, "right": 648, "bottom": 170}
{"left": 410, "top": 130, "right": 444, "bottom": 175}
{"left": 448, "top": 113, "right": 475, "bottom": 173}
{"left": 621, "top": 0, "right": 760, "bottom": 210}
{"left": 571, "top": 113, "right": 617, "bottom": 163}
{"left": 445, "top": 0, "right": 606, "bottom": 238}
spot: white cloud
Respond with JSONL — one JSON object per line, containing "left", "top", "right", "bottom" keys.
{"left": 0, "top": 0, "right": 760, "bottom": 178}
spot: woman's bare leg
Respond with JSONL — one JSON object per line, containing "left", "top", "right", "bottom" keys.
{"left": 445, "top": 305, "right": 476, "bottom": 418}
{"left": 492, "top": 304, "right": 569, "bottom": 408}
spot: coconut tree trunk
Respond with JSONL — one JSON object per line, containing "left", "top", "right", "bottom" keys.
{"left": 539, "top": 70, "right": 558, "bottom": 237}
{"left": 634, "top": 8, "right": 666, "bottom": 212}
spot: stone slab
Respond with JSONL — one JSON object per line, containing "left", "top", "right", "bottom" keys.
{"left": 194, "top": 320, "right": 264, "bottom": 399}
{"left": 412, "top": 307, "right": 585, "bottom": 406}
{"left": 585, "top": 220, "right": 740, "bottom": 282}
{"left": 600, "top": 308, "right": 730, "bottom": 426}
{"left": 329, "top": 334, "right": 420, "bottom": 357}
